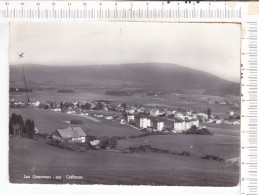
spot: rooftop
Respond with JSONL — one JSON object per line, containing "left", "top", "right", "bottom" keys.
{"left": 56, "top": 127, "right": 86, "bottom": 139}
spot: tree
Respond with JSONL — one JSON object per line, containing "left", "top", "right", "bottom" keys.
{"left": 121, "top": 103, "right": 127, "bottom": 109}
{"left": 10, "top": 113, "right": 18, "bottom": 124}
{"left": 99, "top": 137, "right": 117, "bottom": 149}
{"left": 9, "top": 121, "right": 14, "bottom": 135}
{"left": 207, "top": 108, "right": 211, "bottom": 118}
{"left": 10, "top": 113, "right": 24, "bottom": 135}
{"left": 60, "top": 101, "right": 64, "bottom": 110}
{"left": 81, "top": 103, "right": 91, "bottom": 110}
{"left": 24, "top": 119, "right": 35, "bottom": 138}
{"left": 93, "top": 102, "right": 104, "bottom": 110}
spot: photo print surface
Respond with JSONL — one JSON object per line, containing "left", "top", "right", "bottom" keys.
{"left": 9, "top": 22, "right": 241, "bottom": 186}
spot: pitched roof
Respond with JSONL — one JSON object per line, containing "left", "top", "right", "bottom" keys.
{"left": 56, "top": 127, "right": 86, "bottom": 139}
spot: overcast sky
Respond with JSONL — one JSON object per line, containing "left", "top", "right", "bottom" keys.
{"left": 10, "top": 22, "right": 241, "bottom": 82}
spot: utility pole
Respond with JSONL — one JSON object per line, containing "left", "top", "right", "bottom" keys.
{"left": 19, "top": 53, "right": 30, "bottom": 102}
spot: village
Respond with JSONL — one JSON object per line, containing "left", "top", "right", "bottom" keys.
{"left": 10, "top": 97, "right": 240, "bottom": 140}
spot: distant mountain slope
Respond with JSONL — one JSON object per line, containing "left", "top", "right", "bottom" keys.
{"left": 9, "top": 63, "right": 240, "bottom": 96}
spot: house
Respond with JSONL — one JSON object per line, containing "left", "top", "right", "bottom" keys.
{"left": 127, "top": 115, "right": 135, "bottom": 123}
{"left": 215, "top": 119, "right": 223, "bottom": 124}
{"left": 174, "top": 113, "right": 185, "bottom": 120}
{"left": 149, "top": 109, "right": 160, "bottom": 117}
{"left": 173, "top": 120, "right": 186, "bottom": 131}
{"left": 34, "top": 126, "right": 40, "bottom": 134}
{"left": 233, "top": 120, "right": 240, "bottom": 125}
{"left": 120, "top": 119, "right": 126, "bottom": 124}
{"left": 229, "top": 111, "right": 234, "bottom": 116}
{"left": 195, "top": 113, "right": 208, "bottom": 122}
{"left": 126, "top": 109, "right": 135, "bottom": 114}
{"left": 153, "top": 120, "right": 164, "bottom": 131}
{"left": 184, "top": 120, "right": 192, "bottom": 130}
{"left": 31, "top": 101, "right": 40, "bottom": 107}
{"left": 206, "top": 118, "right": 214, "bottom": 123}
{"left": 52, "top": 127, "right": 86, "bottom": 143}
{"left": 90, "top": 140, "right": 100, "bottom": 147}
{"left": 105, "top": 116, "right": 113, "bottom": 120}
{"left": 173, "top": 119, "right": 199, "bottom": 131}
{"left": 96, "top": 114, "right": 103, "bottom": 118}
{"left": 189, "top": 119, "right": 199, "bottom": 128}
{"left": 51, "top": 108, "right": 61, "bottom": 112}
{"left": 196, "top": 113, "right": 208, "bottom": 119}
{"left": 136, "top": 117, "right": 151, "bottom": 129}
{"left": 67, "top": 110, "right": 75, "bottom": 114}
{"left": 185, "top": 110, "right": 192, "bottom": 116}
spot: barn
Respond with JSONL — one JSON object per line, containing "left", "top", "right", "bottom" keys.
{"left": 52, "top": 127, "right": 86, "bottom": 143}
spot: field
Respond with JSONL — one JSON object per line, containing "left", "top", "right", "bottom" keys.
{"left": 10, "top": 89, "right": 237, "bottom": 117}
{"left": 9, "top": 137, "right": 239, "bottom": 186}
{"left": 117, "top": 133, "right": 239, "bottom": 160}
{"left": 10, "top": 108, "right": 144, "bottom": 137}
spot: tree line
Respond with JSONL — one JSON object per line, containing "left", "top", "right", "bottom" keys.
{"left": 9, "top": 113, "right": 36, "bottom": 138}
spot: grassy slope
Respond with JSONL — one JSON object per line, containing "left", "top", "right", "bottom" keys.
{"left": 9, "top": 137, "right": 239, "bottom": 186}
{"left": 10, "top": 108, "right": 144, "bottom": 137}
{"left": 117, "top": 133, "right": 239, "bottom": 160}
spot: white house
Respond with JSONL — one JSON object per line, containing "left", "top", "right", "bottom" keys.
{"left": 150, "top": 109, "right": 160, "bottom": 117}
{"left": 34, "top": 126, "right": 40, "bottom": 134}
{"left": 120, "top": 119, "right": 126, "bottom": 124}
{"left": 174, "top": 113, "right": 185, "bottom": 120}
{"left": 105, "top": 116, "right": 113, "bottom": 120}
{"left": 196, "top": 113, "right": 208, "bottom": 119}
{"left": 184, "top": 121, "right": 192, "bottom": 130}
{"left": 127, "top": 115, "right": 135, "bottom": 123}
{"left": 126, "top": 109, "right": 135, "bottom": 114}
{"left": 173, "top": 119, "right": 199, "bottom": 131}
{"left": 51, "top": 108, "right": 61, "bottom": 112}
{"left": 136, "top": 117, "right": 151, "bottom": 129}
{"left": 52, "top": 127, "right": 86, "bottom": 143}
{"left": 173, "top": 121, "right": 186, "bottom": 131}
{"left": 229, "top": 111, "right": 234, "bottom": 116}
{"left": 185, "top": 110, "right": 192, "bottom": 116}
{"left": 189, "top": 119, "right": 199, "bottom": 128}
{"left": 153, "top": 121, "right": 164, "bottom": 131}
{"left": 32, "top": 101, "right": 41, "bottom": 107}
{"left": 215, "top": 119, "right": 223, "bottom": 124}
{"left": 67, "top": 110, "right": 75, "bottom": 114}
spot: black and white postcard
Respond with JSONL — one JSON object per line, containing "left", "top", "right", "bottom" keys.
{"left": 9, "top": 22, "right": 241, "bottom": 186}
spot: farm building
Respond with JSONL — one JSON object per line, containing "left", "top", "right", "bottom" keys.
{"left": 52, "top": 127, "right": 86, "bottom": 143}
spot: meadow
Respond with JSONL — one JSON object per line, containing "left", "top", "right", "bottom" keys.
{"left": 9, "top": 137, "right": 239, "bottom": 186}
{"left": 117, "top": 133, "right": 239, "bottom": 160}
{"left": 10, "top": 108, "right": 143, "bottom": 137}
